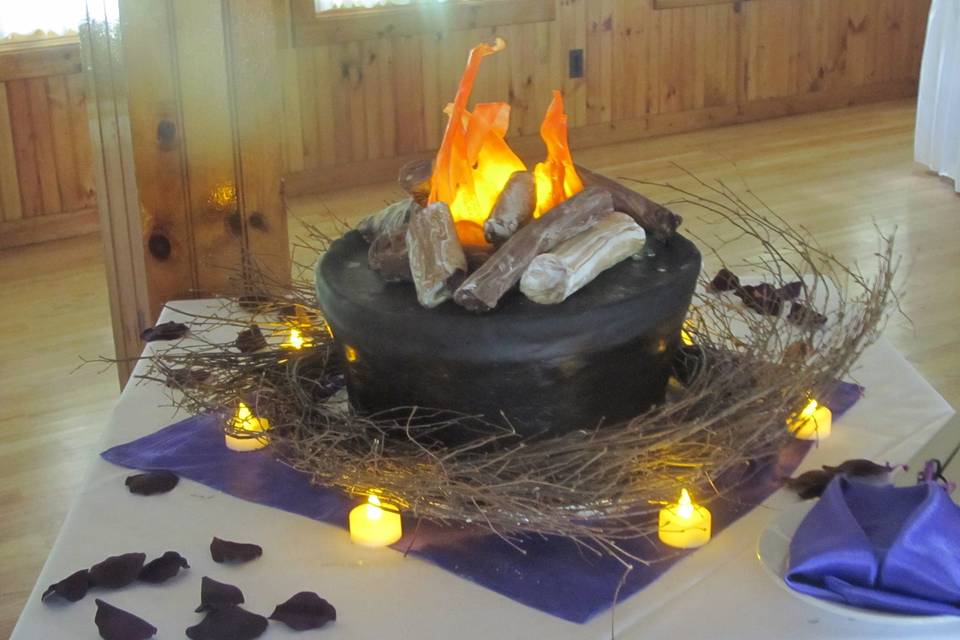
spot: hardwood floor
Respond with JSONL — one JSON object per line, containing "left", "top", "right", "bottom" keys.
{"left": 1, "top": 99, "right": 958, "bottom": 636}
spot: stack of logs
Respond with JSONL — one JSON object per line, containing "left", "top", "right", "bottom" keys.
{"left": 360, "top": 159, "right": 682, "bottom": 311}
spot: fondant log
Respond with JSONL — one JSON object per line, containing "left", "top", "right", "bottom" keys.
{"left": 575, "top": 165, "right": 681, "bottom": 241}
{"left": 398, "top": 158, "right": 432, "bottom": 206}
{"left": 406, "top": 202, "right": 468, "bottom": 308}
{"left": 356, "top": 199, "right": 417, "bottom": 243}
{"left": 520, "top": 212, "right": 646, "bottom": 304}
{"left": 368, "top": 224, "right": 411, "bottom": 282}
{"left": 453, "top": 186, "right": 615, "bottom": 312}
{"left": 483, "top": 171, "right": 536, "bottom": 246}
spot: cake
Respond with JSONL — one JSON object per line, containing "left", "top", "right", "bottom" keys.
{"left": 313, "top": 37, "right": 701, "bottom": 443}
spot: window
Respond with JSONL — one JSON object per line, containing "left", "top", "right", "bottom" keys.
{"left": 315, "top": 0, "right": 452, "bottom": 12}
{"left": 0, "top": 0, "right": 86, "bottom": 41}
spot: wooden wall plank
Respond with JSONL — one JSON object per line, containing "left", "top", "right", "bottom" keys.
{"left": 6, "top": 80, "right": 42, "bottom": 218}
{"left": 26, "top": 77, "right": 62, "bottom": 215}
{"left": 0, "top": 208, "right": 98, "bottom": 249}
{"left": 394, "top": 35, "right": 426, "bottom": 155}
{"left": 65, "top": 73, "right": 97, "bottom": 211}
{"left": 559, "top": 0, "right": 587, "bottom": 126}
{"left": 0, "top": 83, "right": 23, "bottom": 222}
{"left": 0, "top": 38, "right": 83, "bottom": 83}
{"left": 46, "top": 75, "right": 84, "bottom": 212}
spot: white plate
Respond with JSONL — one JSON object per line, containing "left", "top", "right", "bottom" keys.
{"left": 756, "top": 501, "right": 957, "bottom": 625}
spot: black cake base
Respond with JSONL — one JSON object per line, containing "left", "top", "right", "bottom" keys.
{"left": 315, "top": 230, "right": 701, "bottom": 442}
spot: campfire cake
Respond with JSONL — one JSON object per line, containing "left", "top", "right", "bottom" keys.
{"left": 315, "top": 39, "right": 701, "bottom": 442}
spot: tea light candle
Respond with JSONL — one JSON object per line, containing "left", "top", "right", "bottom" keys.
{"left": 225, "top": 402, "right": 270, "bottom": 452}
{"left": 788, "top": 399, "right": 832, "bottom": 440}
{"left": 349, "top": 494, "right": 402, "bottom": 548}
{"left": 658, "top": 488, "right": 712, "bottom": 549}
{"left": 281, "top": 327, "right": 311, "bottom": 350}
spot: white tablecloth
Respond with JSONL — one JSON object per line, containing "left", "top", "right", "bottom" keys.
{"left": 12, "top": 300, "right": 958, "bottom": 639}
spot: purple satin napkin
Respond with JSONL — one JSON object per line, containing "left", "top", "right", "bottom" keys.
{"left": 786, "top": 476, "right": 960, "bottom": 615}
{"left": 102, "top": 382, "right": 862, "bottom": 623}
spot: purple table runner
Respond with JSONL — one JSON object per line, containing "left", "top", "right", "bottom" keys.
{"left": 102, "top": 382, "right": 862, "bottom": 623}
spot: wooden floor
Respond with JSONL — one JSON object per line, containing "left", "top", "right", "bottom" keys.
{"left": 1, "top": 99, "right": 958, "bottom": 636}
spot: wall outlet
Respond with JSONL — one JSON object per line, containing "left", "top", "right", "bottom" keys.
{"left": 569, "top": 49, "right": 584, "bottom": 78}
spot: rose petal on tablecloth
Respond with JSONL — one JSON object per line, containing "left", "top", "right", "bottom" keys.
{"left": 125, "top": 470, "right": 179, "bottom": 496}
{"left": 138, "top": 551, "right": 189, "bottom": 584}
{"left": 777, "top": 280, "right": 805, "bottom": 300}
{"left": 196, "top": 576, "right": 245, "bottom": 613}
{"left": 784, "top": 469, "right": 834, "bottom": 500}
{"left": 89, "top": 553, "right": 147, "bottom": 589}
{"left": 788, "top": 302, "right": 828, "bottom": 328}
{"left": 41, "top": 569, "right": 90, "bottom": 603}
{"left": 209, "top": 537, "right": 262, "bottom": 564}
{"left": 708, "top": 268, "right": 740, "bottom": 292}
{"left": 268, "top": 591, "right": 337, "bottom": 631}
{"left": 140, "top": 321, "right": 188, "bottom": 342}
{"left": 94, "top": 599, "right": 157, "bottom": 640}
{"left": 185, "top": 605, "right": 268, "bottom": 640}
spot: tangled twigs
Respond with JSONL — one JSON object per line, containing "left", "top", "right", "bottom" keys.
{"left": 118, "top": 180, "right": 897, "bottom": 565}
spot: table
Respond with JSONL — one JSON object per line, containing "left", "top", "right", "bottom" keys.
{"left": 12, "top": 300, "right": 959, "bottom": 639}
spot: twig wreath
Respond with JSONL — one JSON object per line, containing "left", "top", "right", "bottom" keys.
{"left": 118, "top": 176, "right": 897, "bottom": 566}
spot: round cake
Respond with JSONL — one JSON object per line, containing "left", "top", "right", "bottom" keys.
{"left": 315, "top": 229, "right": 701, "bottom": 442}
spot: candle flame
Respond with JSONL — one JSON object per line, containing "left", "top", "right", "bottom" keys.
{"left": 233, "top": 402, "right": 263, "bottom": 432}
{"left": 677, "top": 488, "right": 695, "bottom": 519}
{"left": 286, "top": 327, "right": 306, "bottom": 350}
{"left": 366, "top": 494, "right": 383, "bottom": 521}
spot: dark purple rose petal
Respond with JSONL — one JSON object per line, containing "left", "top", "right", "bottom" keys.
{"left": 125, "top": 470, "right": 179, "bottom": 496}
{"left": 783, "top": 469, "right": 834, "bottom": 500}
{"left": 823, "top": 458, "right": 891, "bottom": 478}
{"left": 234, "top": 325, "right": 267, "bottom": 354}
{"left": 185, "top": 605, "right": 268, "bottom": 640}
{"left": 196, "top": 576, "right": 245, "bottom": 613}
{"left": 787, "top": 302, "right": 827, "bottom": 328}
{"left": 708, "top": 268, "right": 740, "bottom": 292}
{"left": 42, "top": 569, "right": 90, "bottom": 603}
{"left": 735, "top": 283, "right": 783, "bottom": 316}
{"left": 777, "top": 280, "right": 804, "bottom": 300}
{"left": 94, "top": 599, "right": 157, "bottom": 640}
{"left": 210, "top": 537, "right": 262, "bottom": 564}
{"left": 89, "top": 553, "right": 147, "bottom": 589}
{"left": 138, "top": 551, "right": 189, "bottom": 584}
{"left": 269, "top": 592, "right": 337, "bottom": 631}
{"left": 140, "top": 321, "right": 188, "bottom": 342}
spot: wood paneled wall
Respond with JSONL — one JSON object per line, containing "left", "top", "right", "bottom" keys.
{"left": 281, "top": 0, "right": 931, "bottom": 195}
{"left": 0, "top": 37, "right": 97, "bottom": 249}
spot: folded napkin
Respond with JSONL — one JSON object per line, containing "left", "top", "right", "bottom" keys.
{"left": 786, "top": 476, "right": 960, "bottom": 615}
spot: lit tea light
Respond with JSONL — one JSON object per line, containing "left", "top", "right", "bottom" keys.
{"left": 788, "top": 399, "right": 832, "bottom": 440}
{"left": 225, "top": 402, "right": 270, "bottom": 452}
{"left": 349, "top": 494, "right": 402, "bottom": 548}
{"left": 281, "top": 327, "right": 311, "bottom": 350}
{"left": 658, "top": 488, "right": 712, "bottom": 549}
